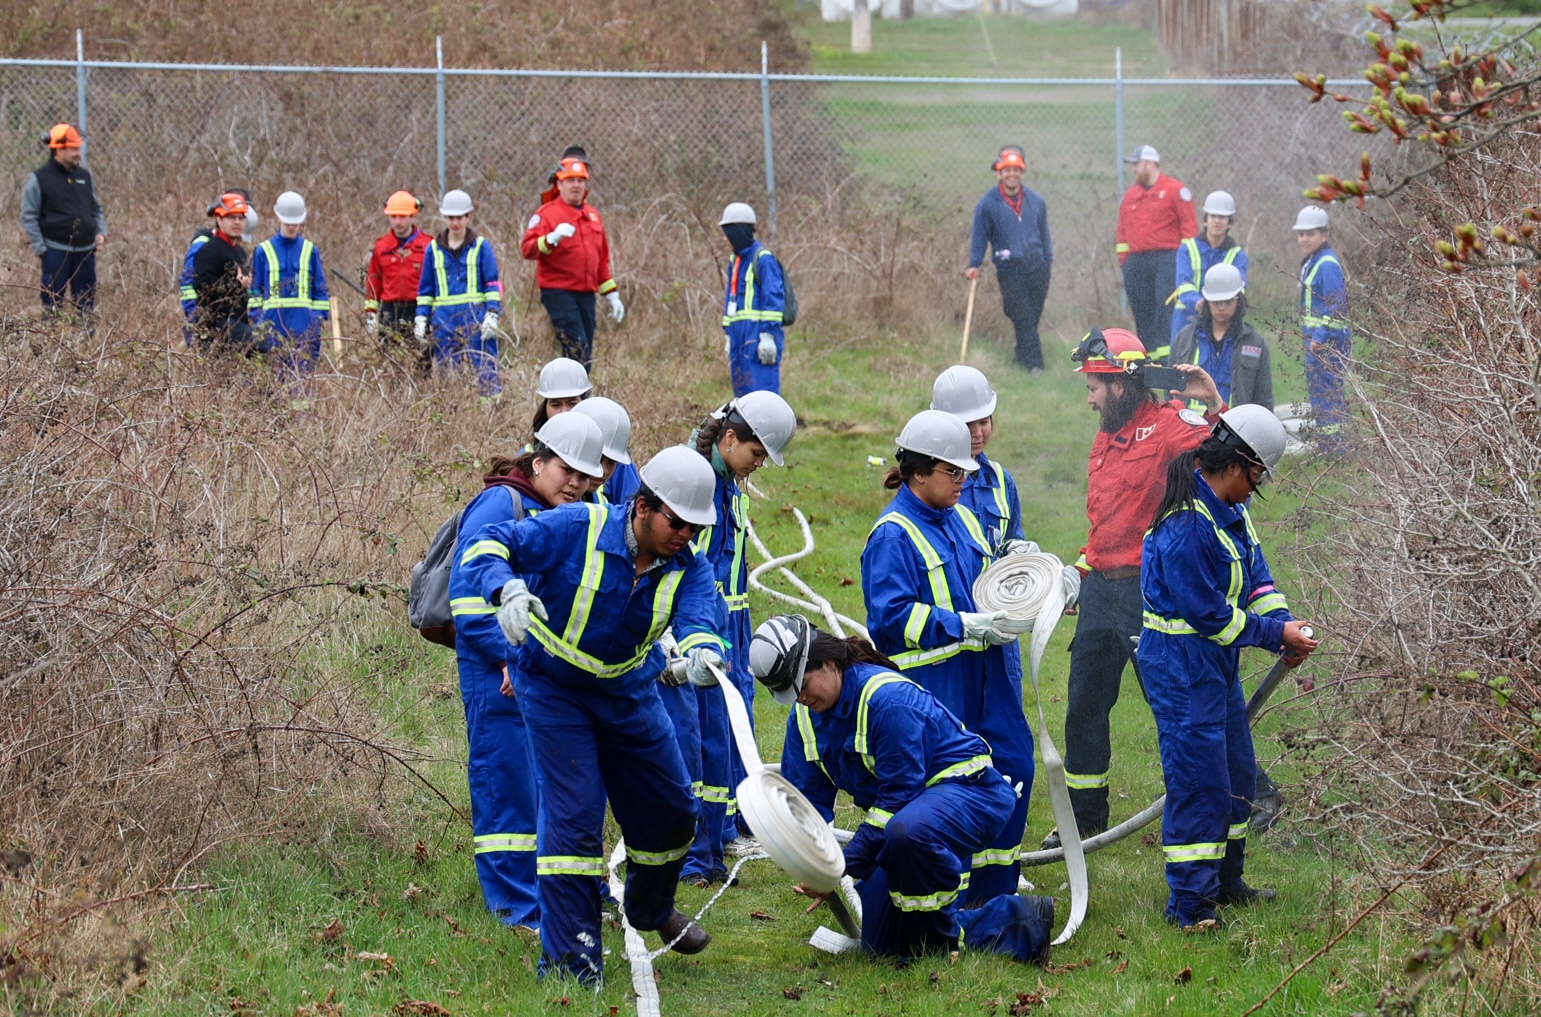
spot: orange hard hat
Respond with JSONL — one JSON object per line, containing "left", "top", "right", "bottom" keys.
{"left": 1072, "top": 328, "right": 1146, "bottom": 374}
{"left": 554, "top": 157, "right": 590, "bottom": 181}
{"left": 211, "top": 192, "right": 251, "bottom": 218}
{"left": 383, "top": 190, "right": 422, "bottom": 216}
{"left": 994, "top": 149, "right": 1027, "bottom": 171}
{"left": 46, "top": 123, "right": 84, "bottom": 149}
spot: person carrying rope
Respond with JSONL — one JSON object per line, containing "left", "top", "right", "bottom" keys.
{"left": 752, "top": 614, "right": 1056, "bottom": 963}
{"left": 1139, "top": 405, "right": 1318, "bottom": 931}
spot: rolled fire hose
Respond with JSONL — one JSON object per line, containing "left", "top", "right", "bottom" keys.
{"left": 971, "top": 551, "right": 1087, "bottom": 945}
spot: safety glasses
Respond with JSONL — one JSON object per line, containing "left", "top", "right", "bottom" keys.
{"left": 937, "top": 465, "right": 968, "bottom": 481}
{"left": 658, "top": 505, "right": 702, "bottom": 534}
{"left": 1070, "top": 329, "right": 1108, "bottom": 364}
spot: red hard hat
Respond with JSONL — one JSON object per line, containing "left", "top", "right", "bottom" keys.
{"left": 1072, "top": 327, "right": 1146, "bottom": 374}
{"left": 46, "top": 123, "right": 83, "bottom": 149}
{"left": 994, "top": 149, "right": 1027, "bottom": 171}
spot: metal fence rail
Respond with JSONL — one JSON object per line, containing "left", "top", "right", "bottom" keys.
{"left": 0, "top": 33, "right": 1379, "bottom": 324}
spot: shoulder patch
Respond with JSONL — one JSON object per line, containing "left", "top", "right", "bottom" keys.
{"left": 1178, "top": 408, "right": 1208, "bottom": 427}
{"left": 527, "top": 214, "right": 542, "bottom": 230}
{"left": 1134, "top": 425, "right": 1155, "bottom": 442}
{"left": 1179, "top": 187, "right": 1193, "bottom": 202}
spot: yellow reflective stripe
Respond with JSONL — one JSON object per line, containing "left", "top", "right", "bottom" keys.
{"left": 474, "top": 833, "right": 536, "bottom": 853}
{"left": 364, "top": 298, "right": 380, "bottom": 311}
{"left": 954, "top": 505, "right": 992, "bottom": 559}
{"left": 1115, "top": 242, "right": 1131, "bottom": 253}
{"left": 562, "top": 504, "right": 607, "bottom": 644}
{"left": 1214, "top": 607, "right": 1248, "bottom": 646}
{"left": 891, "top": 638, "right": 987, "bottom": 670}
{"left": 179, "top": 285, "right": 197, "bottom": 299}
{"left": 1250, "top": 593, "right": 1288, "bottom": 615}
{"left": 989, "top": 461, "right": 1010, "bottom": 528}
{"left": 795, "top": 703, "right": 835, "bottom": 781}
{"left": 432, "top": 243, "right": 450, "bottom": 307}
{"left": 853, "top": 674, "right": 920, "bottom": 768}
{"left": 1064, "top": 771, "right": 1109, "bottom": 790}
{"left": 1163, "top": 842, "right": 1226, "bottom": 863}
{"left": 700, "top": 785, "right": 733, "bottom": 804}
{"left": 926, "top": 754, "right": 991, "bottom": 786}
{"left": 1302, "top": 253, "right": 1340, "bottom": 288}
{"left": 529, "top": 617, "right": 653, "bottom": 678}
{"left": 1143, "top": 611, "right": 1198, "bottom": 636}
{"left": 1228, "top": 822, "right": 1248, "bottom": 841}
{"left": 1223, "top": 247, "right": 1242, "bottom": 266}
{"left": 647, "top": 571, "right": 686, "bottom": 645}
{"left": 864, "top": 808, "right": 893, "bottom": 829}
{"left": 677, "top": 630, "right": 725, "bottom": 654}
{"left": 691, "top": 780, "right": 704, "bottom": 797}
{"left": 872, "top": 513, "right": 951, "bottom": 611}
{"left": 1302, "top": 314, "right": 1339, "bottom": 328}
{"left": 538, "top": 855, "right": 606, "bottom": 876}
{"left": 891, "top": 871, "right": 969, "bottom": 912}
{"left": 460, "top": 540, "right": 510, "bottom": 565}
{"left": 971, "top": 849, "right": 1017, "bottom": 869}
{"left": 537, "top": 236, "right": 551, "bottom": 255}
{"left": 450, "top": 597, "right": 497, "bottom": 617}
{"left": 1184, "top": 237, "right": 1201, "bottom": 279}
{"left": 598, "top": 278, "right": 618, "bottom": 295}
{"left": 626, "top": 840, "right": 692, "bottom": 866}
{"left": 722, "top": 592, "right": 751, "bottom": 610}
{"left": 261, "top": 240, "right": 279, "bottom": 304}
{"left": 903, "top": 603, "right": 930, "bottom": 648}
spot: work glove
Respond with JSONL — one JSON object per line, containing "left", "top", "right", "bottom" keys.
{"left": 496, "top": 578, "right": 548, "bottom": 647}
{"left": 1061, "top": 566, "right": 1083, "bottom": 610}
{"left": 545, "top": 222, "right": 577, "bottom": 248}
{"left": 481, "top": 313, "right": 500, "bottom": 340}
{"left": 1001, "top": 539, "right": 1040, "bottom": 558}
{"left": 685, "top": 647, "right": 725, "bottom": 687}
{"left": 959, "top": 610, "right": 1016, "bottom": 646}
{"left": 757, "top": 333, "right": 778, "bottom": 365}
{"left": 606, "top": 291, "right": 626, "bottom": 323}
{"left": 656, "top": 630, "right": 688, "bottom": 687}
{"left": 365, "top": 311, "right": 378, "bottom": 338}
{"left": 413, "top": 316, "right": 428, "bottom": 341}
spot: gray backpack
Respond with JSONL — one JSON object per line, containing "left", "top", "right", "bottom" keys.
{"left": 409, "top": 487, "right": 525, "bottom": 647}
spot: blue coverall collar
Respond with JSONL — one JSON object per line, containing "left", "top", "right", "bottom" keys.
{"left": 972, "top": 450, "right": 999, "bottom": 484}
{"left": 827, "top": 664, "right": 864, "bottom": 721}
{"left": 894, "top": 482, "right": 950, "bottom": 526}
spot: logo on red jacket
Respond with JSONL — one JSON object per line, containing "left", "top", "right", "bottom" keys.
{"left": 1135, "top": 425, "right": 1155, "bottom": 441}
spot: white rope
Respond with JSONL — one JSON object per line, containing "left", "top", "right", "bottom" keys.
{"left": 972, "top": 552, "right": 1088, "bottom": 946}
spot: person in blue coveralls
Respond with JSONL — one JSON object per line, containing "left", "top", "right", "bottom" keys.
{"left": 460, "top": 445, "right": 729, "bottom": 982}
{"left": 751, "top": 614, "right": 1056, "bottom": 963}
{"left": 446, "top": 412, "right": 607, "bottom": 933}
{"left": 1167, "top": 190, "right": 1248, "bottom": 348}
{"left": 415, "top": 189, "right": 504, "bottom": 398}
{"left": 1293, "top": 205, "right": 1352, "bottom": 454}
{"left": 573, "top": 395, "right": 641, "bottom": 506}
{"left": 718, "top": 202, "right": 787, "bottom": 396}
{"left": 249, "top": 191, "right": 330, "bottom": 390}
{"left": 966, "top": 146, "right": 1053, "bottom": 373}
{"left": 929, "top": 365, "right": 1024, "bottom": 554}
{"left": 862, "top": 410, "right": 1074, "bottom": 905}
{"left": 1138, "top": 405, "right": 1318, "bottom": 931}
{"left": 686, "top": 391, "right": 799, "bottom": 881}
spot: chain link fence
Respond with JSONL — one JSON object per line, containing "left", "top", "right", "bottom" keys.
{"left": 0, "top": 43, "right": 1381, "bottom": 331}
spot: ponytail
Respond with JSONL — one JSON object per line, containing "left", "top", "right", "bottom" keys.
{"left": 694, "top": 407, "right": 756, "bottom": 459}
{"left": 694, "top": 415, "right": 726, "bottom": 457}
{"left": 884, "top": 449, "right": 940, "bottom": 491}
{"left": 805, "top": 628, "right": 901, "bottom": 674}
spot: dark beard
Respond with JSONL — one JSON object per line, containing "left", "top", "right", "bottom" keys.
{"left": 1099, "top": 381, "right": 1148, "bottom": 433}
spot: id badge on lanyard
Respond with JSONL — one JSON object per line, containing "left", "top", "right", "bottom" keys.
{"left": 727, "top": 254, "right": 743, "bottom": 317}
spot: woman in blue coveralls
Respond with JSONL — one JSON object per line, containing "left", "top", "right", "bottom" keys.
{"left": 461, "top": 446, "right": 729, "bottom": 982}
{"left": 750, "top": 614, "right": 1055, "bottom": 963}
{"left": 415, "top": 189, "right": 503, "bottom": 397}
{"left": 862, "top": 409, "right": 1053, "bottom": 905}
{"left": 686, "top": 391, "right": 798, "bottom": 883}
{"left": 249, "top": 191, "right": 329, "bottom": 394}
{"left": 446, "top": 412, "right": 607, "bottom": 932}
{"left": 1138, "top": 405, "right": 1318, "bottom": 931}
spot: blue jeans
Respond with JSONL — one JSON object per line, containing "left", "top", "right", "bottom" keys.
{"left": 40, "top": 247, "right": 97, "bottom": 313}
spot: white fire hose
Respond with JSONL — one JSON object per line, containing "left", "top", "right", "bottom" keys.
{"left": 745, "top": 509, "right": 869, "bottom": 642}
{"left": 971, "top": 551, "right": 1087, "bottom": 945}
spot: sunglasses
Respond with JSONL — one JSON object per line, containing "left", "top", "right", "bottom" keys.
{"left": 658, "top": 504, "right": 701, "bottom": 533}
{"left": 937, "top": 465, "right": 968, "bottom": 481}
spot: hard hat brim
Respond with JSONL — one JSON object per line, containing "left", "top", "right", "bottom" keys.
{"left": 1201, "top": 285, "right": 1244, "bottom": 301}
{"left": 664, "top": 497, "right": 717, "bottom": 527}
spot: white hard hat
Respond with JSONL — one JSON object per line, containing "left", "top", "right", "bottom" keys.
{"left": 640, "top": 446, "right": 718, "bottom": 527}
{"left": 273, "top": 191, "right": 307, "bottom": 225}
{"left": 1293, "top": 206, "right": 1330, "bottom": 232}
{"left": 1202, "top": 190, "right": 1237, "bottom": 217}
{"left": 1215, "top": 404, "right": 1288, "bottom": 477}
{"left": 536, "top": 357, "right": 592, "bottom": 400}
{"left": 1123, "top": 144, "right": 1160, "bottom": 163}
{"left": 896, "top": 410, "right": 978, "bottom": 473}
{"left": 930, "top": 365, "right": 997, "bottom": 423}
{"left": 1201, "top": 263, "right": 1245, "bottom": 302}
{"left": 730, "top": 391, "right": 797, "bottom": 467}
{"left": 750, "top": 614, "right": 813, "bottom": 707}
{"left": 245, "top": 208, "right": 260, "bottom": 232}
{"left": 534, "top": 412, "right": 605, "bottom": 479}
{"left": 440, "top": 189, "right": 474, "bottom": 217}
{"left": 572, "top": 396, "right": 632, "bottom": 464}
{"left": 719, "top": 202, "right": 758, "bottom": 226}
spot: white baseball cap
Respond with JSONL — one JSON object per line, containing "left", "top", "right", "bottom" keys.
{"left": 1123, "top": 145, "right": 1160, "bottom": 164}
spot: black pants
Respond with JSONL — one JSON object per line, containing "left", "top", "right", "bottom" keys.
{"left": 379, "top": 299, "right": 431, "bottom": 375}
{"left": 1062, "top": 570, "right": 1145, "bottom": 834}
{"left": 540, "top": 288, "right": 597, "bottom": 369}
{"left": 1121, "top": 250, "right": 1176, "bottom": 351}
{"left": 998, "top": 266, "right": 1051, "bottom": 370}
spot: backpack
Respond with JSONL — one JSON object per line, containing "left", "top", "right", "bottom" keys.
{"left": 408, "top": 487, "right": 525, "bottom": 648}
{"left": 750, "top": 249, "right": 797, "bottom": 328}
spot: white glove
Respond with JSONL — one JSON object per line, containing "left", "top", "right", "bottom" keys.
{"left": 365, "top": 311, "right": 378, "bottom": 337}
{"left": 606, "top": 291, "right": 625, "bottom": 323}
{"left": 1002, "top": 539, "right": 1040, "bottom": 557}
{"left": 757, "top": 333, "right": 778, "bottom": 365}
{"left": 1062, "top": 566, "right": 1083, "bottom": 610}
{"left": 959, "top": 610, "right": 1016, "bottom": 646}
{"left": 685, "top": 647, "right": 725, "bottom": 687}
{"left": 413, "top": 316, "right": 428, "bottom": 341}
{"left": 545, "top": 222, "right": 577, "bottom": 247}
{"left": 481, "top": 313, "right": 500, "bottom": 340}
{"left": 496, "top": 579, "right": 548, "bottom": 646}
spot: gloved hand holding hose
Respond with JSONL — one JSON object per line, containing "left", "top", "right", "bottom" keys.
{"left": 685, "top": 647, "right": 725, "bottom": 687}
{"left": 496, "top": 578, "right": 548, "bottom": 646}
{"left": 959, "top": 610, "right": 1017, "bottom": 646}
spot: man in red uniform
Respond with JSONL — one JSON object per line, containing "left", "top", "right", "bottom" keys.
{"left": 1116, "top": 146, "right": 1196, "bottom": 356}
{"left": 1041, "top": 327, "right": 1225, "bottom": 848}
{"left": 366, "top": 190, "right": 433, "bottom": 365}
{"left": 520, "top": 156, "right": 623, "bottom": 370}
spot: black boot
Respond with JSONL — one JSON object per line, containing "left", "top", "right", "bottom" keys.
{"left": 657, "top": 909, "right": 711, "bottom": 955}
{"left": 1217, "top": 881, "right": 1278, "bottom": 907}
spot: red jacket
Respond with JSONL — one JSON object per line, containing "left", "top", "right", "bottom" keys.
{"left": 1078, "top": 399, "right": 1220, "bottom": 573}
{"left": 365, "top": 228, "right": 431, "bottom": 308}
{"left": 520, "top": 197, "right": 616, "bottom": 294}
{"left": 1115, "top": 173, "right": 1196, "bottom": 263}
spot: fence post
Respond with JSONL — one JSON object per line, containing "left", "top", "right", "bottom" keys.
{"left": 1115, "top": 46, "right": 1127, "bottom": 318}
{"left": 76, "top": 29, "right": 88, "bottom": 163}
{"left": 436, "top": 36, "right": 447, "bottom": 198}
{"left": 760, "top": 41, "right": 779, "bottom": 239}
